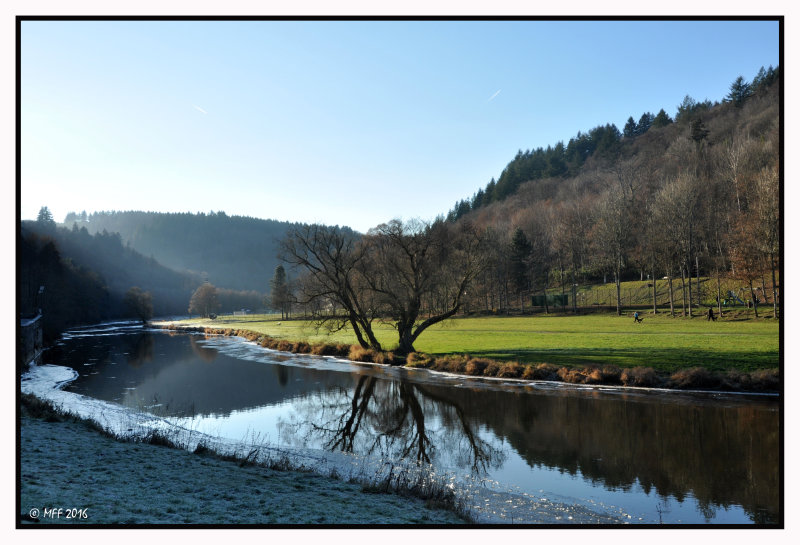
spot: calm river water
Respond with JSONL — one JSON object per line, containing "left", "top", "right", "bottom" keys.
{"left": 40, "top": 324, "right": 780, "bottom": 525}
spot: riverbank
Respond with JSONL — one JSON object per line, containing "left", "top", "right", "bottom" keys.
{"left": 155, "top": 318, "right": 780, "bottom": 394}
{"left": 19, "top": 395, "right": 466, "bottom": 526}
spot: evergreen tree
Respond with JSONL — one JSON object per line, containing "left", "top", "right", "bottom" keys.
{"left": 471, "top": 188, "right": 485, "bottom": 210}
{"left": 636, "top": 112, "right": 654, "bottom": 135}
{"left": 36, "top": 206, "right": 55, "bottom": 227}
{"left": 623, "top": 116, "right": 637, "bottom": 138}
{"left": 270, "top": 265, "right": 291, "bottom": 319}
{"left": 676, "top": 95, "right": 698, "bottom": 123}
{"left": 726, "top": 76, "right": 752, "bottom": 107}
{"left": 485, "top": 178, "right": 497, "bottom": 203}
{"left": 751, "top": 66, "right": 767, "bottom": 91}
{"left": 690, "top": 117, "right": 710, "bottom": 145}
{"left": 509, "top": 228, "right": 532, "bottom": 309}
{"left": 652, "top": 108, "right": 673, "bottom": 128}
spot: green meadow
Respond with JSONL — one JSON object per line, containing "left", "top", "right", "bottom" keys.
{"left": 170, "top": 311, "right": 779, "bottom": 373}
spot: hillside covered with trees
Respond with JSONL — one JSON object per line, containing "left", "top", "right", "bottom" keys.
{"left": 439, "top": 66, "right": 780, "bottom": 319}
{"left": 61, "top": 211, "right": 305, "bottom": 293}
{"left": 20, "top": 213, "right": 266, "bottom": 341}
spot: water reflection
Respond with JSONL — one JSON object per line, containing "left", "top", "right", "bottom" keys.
{"left": 126, "top": 333, "right": 155, "bottom": 367}
{"left": 280, "top": 376, "right": 506, "bottom": 473}
{"left": 188, "top": 335, "right": 218, "bottom": 363}
{"left": 48, "top": 330, "right": 780, "bottom": 524}
{"left": 277, "top": 374, "right": 778, "bottom": 523}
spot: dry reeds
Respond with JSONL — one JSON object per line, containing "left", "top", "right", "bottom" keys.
{"left": 522, "top": 363, "right": 560, "bottom": 381}
{"left": 620, "top": 367, "right": 661, "bottom": 388}
{"left": 497, "top": 361, "right": 524, "bottom": 379}
{"left": 348, "top": 345, "right": 379, "bottom": 363}
{"left": 669, "top": 367, "right": 719, "bottom": 389}
{"left": 465, "top": 358, "right": 491, "bottom": 376}
{"left": 406, "top": 352, "right": 434, "bottom": 368}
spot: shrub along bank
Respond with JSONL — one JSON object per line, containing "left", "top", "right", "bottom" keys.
{"left": 158, "top": 324, "right": 779, "bottom": 394}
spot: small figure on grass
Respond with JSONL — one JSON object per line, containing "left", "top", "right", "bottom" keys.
{"left": 633, "top": 311, "right": 643, "bottom": 323}
{"left": 707, "top": 308, "right": 717, "bottom": 321}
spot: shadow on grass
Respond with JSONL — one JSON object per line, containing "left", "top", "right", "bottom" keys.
{"left": 444, "top": 347, "right": 779, "bottom": 374}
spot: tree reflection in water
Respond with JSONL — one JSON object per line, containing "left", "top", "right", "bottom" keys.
{"left": 125, "top": 333, "right": 154, "bottom": 367}
{"left": 279, "top": 375, "right": 506, "bottom": 475}
{"left": 188, "top": 335, "right": 218, "bottom": 363}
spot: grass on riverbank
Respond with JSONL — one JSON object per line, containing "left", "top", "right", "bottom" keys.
{"left": 167, "top": 312, "right": 779, "bottom": 373}
{"left": 19, "top": 394, "right": 470, "bottom": 525}
{"left": 159, "top": 311, "right": 779, "bottom": 393}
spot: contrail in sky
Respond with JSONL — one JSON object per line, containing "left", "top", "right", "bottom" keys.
{"left": 488, "top": 89, "right": 501, "bottom": 102}
{"left": 193, "top": 105, "right": 208, "bottom": 114}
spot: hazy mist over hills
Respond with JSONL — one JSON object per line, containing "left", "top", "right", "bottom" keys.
{"left": 62, "top": 211, "right": 305, "bottom": 293}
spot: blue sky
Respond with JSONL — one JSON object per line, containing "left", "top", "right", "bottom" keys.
{"left": 21, "top": 19, "right": 779, "bottom": 232}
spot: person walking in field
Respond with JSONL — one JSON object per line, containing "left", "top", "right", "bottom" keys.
{"left": 707, "top": 307, "right": 717, "bottom": 321}
{"left": 633, "top": 311, "right": 643, "bottom": 323}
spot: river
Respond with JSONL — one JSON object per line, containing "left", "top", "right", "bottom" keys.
{"left": 24, "top": 323, "right": 780, "bottom": 525}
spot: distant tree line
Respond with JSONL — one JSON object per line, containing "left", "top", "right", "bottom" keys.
{"left": 20, "top": 214, "right": 267, "bottom": 340}
{"left": 65, "top": 210, "right": 302, "bottom": 292}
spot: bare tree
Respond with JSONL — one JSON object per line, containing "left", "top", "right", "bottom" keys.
{"left": 280, "top": 224, "right": 383, "bottom": 350}
{"left": 363, "top": 219, "right": 487, "bottom": 354}
{"left": 752, "top": 165, "right": 780, "bottom": 319}
{"left": 282, "top": 220, "right": 487, "bottom": 355}
{"left": 652, "top": 173, "right": 702, "bottom": 317}
{"left": 593, "top": 189, "right": 633, "bottom": 315}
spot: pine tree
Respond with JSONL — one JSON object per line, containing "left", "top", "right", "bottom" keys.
{"left": 676, "top": 95, "right": 698, "bottom": 123}
{"left": 690, "top": 118, "right": 709, "bottom": 144}
{"left": 726, "top": 76, "right": 752, "bottom": 107}
{"left": 623, "top": 116, "right": 637, "bottom": 138}
{"left": 751, "top": 66, "right": 767, "bottom": 91}
{"left": 652, "top": 108, "right": 673, "bottom": 128}
{"left": 509, "top": 228, "right": 532, "bottom": 310}
{"left": 36, "top": 206, "right": 55, "bottom": 227}
{"left": 270, "top": 265, "right": 291, "bottom": 319}
{"left": 636, "top": 112, "right": 654, "bottom": 135}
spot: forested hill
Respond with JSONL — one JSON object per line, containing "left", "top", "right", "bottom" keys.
{"left": 446, "top": 65, "right": 780, "bottom": 222}
{"left": 62, "top": 211, "right": 303, "bottom": 292}
{"left": 20, "top": 220, "right": 202, "bottom": 338}
{"left": 438, "top": 67, "right": 779, "bottom": 316}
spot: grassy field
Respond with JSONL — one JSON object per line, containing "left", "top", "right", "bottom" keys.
{"left": 166, "top": 311, "right": 779, "bottom": 373}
